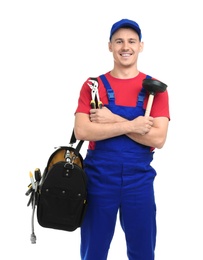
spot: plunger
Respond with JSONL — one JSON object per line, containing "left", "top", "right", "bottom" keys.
{"left": 143, "top": 79, "right": 167, "bottom": 116}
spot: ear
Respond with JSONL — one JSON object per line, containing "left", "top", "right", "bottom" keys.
{"left": 108, "top": 42, "right": 112, "bottom": 52}
{"left": 139, "top": 42, "right": 144, "bottom": 53}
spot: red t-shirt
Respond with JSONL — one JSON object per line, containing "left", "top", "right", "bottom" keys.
{"left": 75, "top": 71, "right": 170, "bottom": 150}
{"left": 75, "top": 71, "right": 170, "bottom": 119}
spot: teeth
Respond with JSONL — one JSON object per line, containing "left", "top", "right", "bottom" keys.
{"left": 121, "top": 53, "right": 130, "bottom": 57}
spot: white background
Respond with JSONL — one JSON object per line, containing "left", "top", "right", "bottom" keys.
{"left": 1, "top": 0, "right": 202, "bottom": 259}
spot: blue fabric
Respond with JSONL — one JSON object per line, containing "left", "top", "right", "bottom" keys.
{"left": 80, "top": 75, "right": 156, "bottom": 260}
{"left": 110, "top": 19, "right": 142, "bottom": 40}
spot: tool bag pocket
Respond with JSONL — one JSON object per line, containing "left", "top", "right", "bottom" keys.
{"left": 37, "top": 188, "right": 87, "bottom": 231}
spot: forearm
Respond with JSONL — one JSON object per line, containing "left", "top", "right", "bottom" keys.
{"left": 102, "top": 113, "right": 169, "bottom": 149}
{"left": 127, "top": 130, "right": 164, "bottom": 149}
{"left": 74, "top": 113, "right": 133, "bottom": 141}
{"left": 128, "top": 116, "right": 169, "bottom": 148}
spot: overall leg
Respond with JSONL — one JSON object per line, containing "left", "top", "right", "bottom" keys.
{"left": 80, "top": 198, "right": 118, "bottom": 260}
{"left": 120, "top": 163, "right": 157, "bottom": 260}
{"left": 80, "top": 152, "right": 122, "bottom": 260}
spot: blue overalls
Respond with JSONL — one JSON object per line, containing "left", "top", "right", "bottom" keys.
{"left": 80, "top": 75, "right": 157, "bottom": 260}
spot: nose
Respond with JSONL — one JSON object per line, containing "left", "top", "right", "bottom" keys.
{"left": 122, "top": 41, "right": 129, "bottom": 50}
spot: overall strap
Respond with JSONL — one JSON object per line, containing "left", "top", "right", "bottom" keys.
{"left": 137, "top": 75, "right": 152, "bottom": 107}
{"left": 99, "top": 74, "right": 115, "bottom": 104}
{"left": 100, "top": 74, "right": 152, "bottom": 108}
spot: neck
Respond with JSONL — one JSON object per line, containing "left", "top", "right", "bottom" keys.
{"left": 110, "top": 67, "right": 139, "bottom": 79}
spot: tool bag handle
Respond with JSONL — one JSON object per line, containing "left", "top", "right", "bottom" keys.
{"left": 69, "top": 129, "right": 84, "bottom": 153}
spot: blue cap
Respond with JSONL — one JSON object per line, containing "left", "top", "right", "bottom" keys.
{"left": 109, "top": 19, "right": 142, "bottom": 41}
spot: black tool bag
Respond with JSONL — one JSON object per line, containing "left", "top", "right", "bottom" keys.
{"left": 26, "top": 131, "right": 87, "bottom": 243}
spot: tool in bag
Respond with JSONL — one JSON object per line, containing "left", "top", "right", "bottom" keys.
{"left": 26, "top": 77, "right": 102, "bottom": 244}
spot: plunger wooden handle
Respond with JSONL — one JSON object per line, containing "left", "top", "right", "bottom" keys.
{"left": 145, "top": 94, "right": 154, "bottom": 116}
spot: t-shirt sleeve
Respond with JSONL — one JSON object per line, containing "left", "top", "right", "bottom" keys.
{"left": 148, "top": 90, "right": 170, "bottom": 119}
{"left": 75, "top": 79, "right": 92, "bottom": 114}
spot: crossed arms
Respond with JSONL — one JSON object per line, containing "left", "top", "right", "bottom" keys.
{"left": 74, "top": 106, "right": 169, "bottom": 149}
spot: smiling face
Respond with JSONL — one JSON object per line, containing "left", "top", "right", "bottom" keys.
{"left": 108, "top": 27, "right": 144, "bottom": 70}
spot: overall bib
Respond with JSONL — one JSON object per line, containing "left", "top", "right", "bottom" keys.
{"left": 80, "top": 75, "right": 157, "bottom": 260}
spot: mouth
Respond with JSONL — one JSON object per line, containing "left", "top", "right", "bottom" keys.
{"left": 120, "top": 53, "right": 132, "bottom": 57}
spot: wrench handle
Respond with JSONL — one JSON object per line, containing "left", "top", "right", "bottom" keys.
{"left": 90, "top": 100, "right": 96, "bottom": 109}
{"left": 98, "top": 101, "right": 103, "bottom": 109}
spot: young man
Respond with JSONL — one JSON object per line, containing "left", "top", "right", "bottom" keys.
{"left": 74, "top": 18, "right": 170, "bottom": 260}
